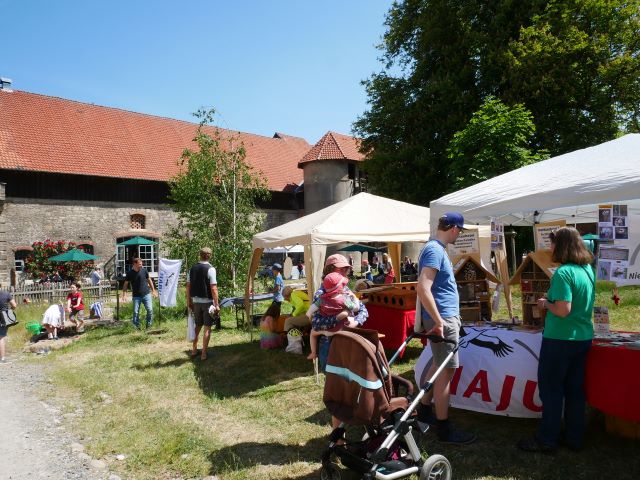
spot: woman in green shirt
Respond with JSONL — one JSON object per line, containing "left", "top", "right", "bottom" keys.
{"left": 518, "top": 227, "right": 595, "bottom": 453}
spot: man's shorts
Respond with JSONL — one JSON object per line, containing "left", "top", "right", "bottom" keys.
{"left": 0, "top": 325, "right": 7, "bottom": 338}
{"left": 192, "top": 302, "right": 214, "bottom": 327}
{"left": 429, "top": 315, "right": 461, "bottom": 369}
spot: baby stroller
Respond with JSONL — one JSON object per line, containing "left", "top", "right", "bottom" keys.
{"left": 320, "top": 327, "right": 457, "bottom": 480}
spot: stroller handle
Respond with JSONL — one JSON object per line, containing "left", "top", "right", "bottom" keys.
{"left": 414, "top": 332, "right": 457, "bottom": 345}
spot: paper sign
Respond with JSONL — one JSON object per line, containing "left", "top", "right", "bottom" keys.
{"left": 448, "top": 229, "right": 480, "bottom": 257}
{"left": 593, "top": 306, "right": 610, "bottom": 334}
{"left": 534, "top": 220, "right": 566, "bottom": 251}
{"left": 490, "top": 218, "right": 504, "bottom": 251}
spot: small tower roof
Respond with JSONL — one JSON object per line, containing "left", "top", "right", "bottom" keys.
{"left": 298, "top": 131, "right": 365, "bottom": 167}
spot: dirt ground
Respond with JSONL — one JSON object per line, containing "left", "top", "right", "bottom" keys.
{"left": 0, "top": 355, "right": 117, "bottom": 480}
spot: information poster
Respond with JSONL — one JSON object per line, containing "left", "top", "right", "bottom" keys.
{"left": 490, "top": 218, "right": 504, "bottom": 251}
{"left": 448, "top": 229, "right": 480, "bottom": 257}
{"left": 534, "top": 220, "right": 566, "bottom": 251}
{"left": 597, "top": 245, "right": 629, "bottom": 282}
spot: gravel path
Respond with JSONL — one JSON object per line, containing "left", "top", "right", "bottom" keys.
{"left": 0, "top": 356, "right": 116, "bottom": 480}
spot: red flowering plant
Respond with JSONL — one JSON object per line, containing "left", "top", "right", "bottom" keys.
{"left": 23, "top": 239, "right": 93, "bottom": 281}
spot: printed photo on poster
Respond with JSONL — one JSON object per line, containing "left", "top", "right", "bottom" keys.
{"left": 613, "top": 204, "right": 628, "bottom": 216}
{"left": 598, "top": 226, "right": 613, "bottom": 240}
{"left": 615, "top": 226, "right": 629, "bottom": 240}
{"left": 599, "top": 206, "right": 613, "bottom": 224}
{"left": 599, "top": 245, "right": 629, "bottom": 282}
{"left": 597, "top": 261, "right": 611, "bottom": 281}
{"left": 490, "top": 218, "right": 504, "bottom": 251}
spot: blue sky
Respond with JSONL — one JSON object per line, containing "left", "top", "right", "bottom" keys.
{"left": 1, "top": 0, "right": 393, "bottom": 143}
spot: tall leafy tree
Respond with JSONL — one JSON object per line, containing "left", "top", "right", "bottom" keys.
{"left": 448, "top": 97, "right": 548, "bottom": 189}
{"left": 504, "top": 0, "right": 640, "bottom": 153}
{"left": 355, "top": 0, "right": 640, "bottom": 204}
{"left": 165, "top": 108, "right": 269, "bottom": 297}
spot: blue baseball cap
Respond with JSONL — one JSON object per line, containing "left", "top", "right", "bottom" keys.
{"left": 440, "top": 212, "right": 465, "bottom": 230}
{"left": 272, "top": 263, "right": 283, "bottom": 271}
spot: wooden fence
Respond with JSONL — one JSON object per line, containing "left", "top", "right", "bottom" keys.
{"left": 12, "top": 281, "right": 113, "bottom": 306}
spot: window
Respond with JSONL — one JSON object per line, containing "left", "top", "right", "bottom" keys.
{"left": 77, "top": 244, "right": 94, "bottom": 254}
{"left": 14, "top": 249, "right": 31, "bottom": 272}
{"left": 130, "top": 214, "right": 146, "bottom": 230}
{"left": 138, "top": 244, "right": 158, "bottom": 272}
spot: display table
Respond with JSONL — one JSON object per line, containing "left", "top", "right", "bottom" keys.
{"left": 364, "top": 304, "right": 415, "bottom": 355}
{"left": 585, "top": 341, "right": 640, "bottom": 422}
{"left": 220, "top": 293, "right": 274, "bottom": 327}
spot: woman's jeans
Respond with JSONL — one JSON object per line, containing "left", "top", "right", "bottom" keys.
{"left": 132, "top": 293, "right": 153, "bottom": 328}
{"left": 537, "top": 337, "right": 592, "bottom": 448}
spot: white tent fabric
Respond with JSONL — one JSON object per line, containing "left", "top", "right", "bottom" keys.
{"left": 249, "top": 192, "right": 431, "bottom": 301}
{"left": 430, "top": 134, "right": 640, "bottom": 227}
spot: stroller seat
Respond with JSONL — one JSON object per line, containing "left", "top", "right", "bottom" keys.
{"left": 320, "top": 327, "right": 452, "bottom": 480}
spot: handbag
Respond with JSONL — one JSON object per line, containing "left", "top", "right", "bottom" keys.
{"left": 187, "top": 311, "right": 196, "bottom": 341}
{"left": 0, "top": 309, "right": 18, "bottom": 328}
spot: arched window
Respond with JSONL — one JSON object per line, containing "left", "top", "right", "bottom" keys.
{"left": 130, "top": 214, "right": 146, "bottom": 230}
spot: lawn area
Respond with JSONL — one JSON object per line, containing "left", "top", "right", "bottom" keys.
{"left": 9, "top": 284, "right": 640, "bottom": 480}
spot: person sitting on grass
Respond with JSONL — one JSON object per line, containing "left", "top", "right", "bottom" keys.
{"left": 282, "top": 285, "right": 311, "bottom": 333}
{"left": 66, "top": 282, "right": 85, "bottom": 333}
{"left": 306, "top": 272, "right": 360, "bottom": 360}
{"left": 259, "top": 303, "right": 284, "bottom": 349}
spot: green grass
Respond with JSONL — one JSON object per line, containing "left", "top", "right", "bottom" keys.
{"left": 9, "top": 285, "right": 640, "bottom": 479}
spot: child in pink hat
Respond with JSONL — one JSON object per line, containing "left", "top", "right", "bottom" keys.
{"left": 306, "top": 271, "right": 360, "bottom": 360}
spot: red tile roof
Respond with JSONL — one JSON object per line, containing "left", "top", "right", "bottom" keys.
{"left": 298, "top": 131, "right": 365, "bottom": 167}
{"left": 0, "top": 90, "right": 309, "bottom": 192}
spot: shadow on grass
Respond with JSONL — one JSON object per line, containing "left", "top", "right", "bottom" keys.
{"left": 130, "top": 338, "right": 313, "bottom": 399}
{"left": 207, "top": 435, "right": 331, "bottom": 477}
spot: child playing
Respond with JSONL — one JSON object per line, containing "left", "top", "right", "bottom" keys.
{"left": 42, "top": 303, "right": 65, "bottom": 340}
{"left": 306, "top": 272, "right": 360, "bottom": 360}
{"left": 66, "top": 282, "right": 85, "bottom": 333}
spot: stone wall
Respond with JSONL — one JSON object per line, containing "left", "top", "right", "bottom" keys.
{"left": 1, "top": 197, "right": 298, "bottom": 286}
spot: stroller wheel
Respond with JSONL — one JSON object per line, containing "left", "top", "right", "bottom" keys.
{"left": 320, "top": 462, "right": 341, "bottom": 480}
{"left": 420, "top": 454, "right": 451, "bottom": 480}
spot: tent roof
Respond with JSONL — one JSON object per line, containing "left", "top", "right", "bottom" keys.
{"left": 253, "top": 192, "right": 430, "bottom": 248}
{"left": 430, "top": 134, "right": 640, "bottom": 226}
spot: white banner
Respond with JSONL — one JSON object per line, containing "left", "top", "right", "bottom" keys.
{"left": 158, "top": 258, "right": 182, "bottom": 307}
{"left": 415, "top": 327, "right": 542, "bottom": 418}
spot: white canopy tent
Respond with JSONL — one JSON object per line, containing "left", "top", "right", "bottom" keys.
{"left": 430, "top": 134, "right": 640, "bottom": 227}
{"left": 245, "top": 193, "right": 432, "bottom": 322}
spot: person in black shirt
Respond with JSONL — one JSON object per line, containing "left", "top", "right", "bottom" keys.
{"left": 186, "top": 247, "right": 219, "bottom": 360}
{"left": 121, "top": 257, "right": 157, "bottom": 329}
{"left": 0, "top": 289, "right": 17, "bottom": 363}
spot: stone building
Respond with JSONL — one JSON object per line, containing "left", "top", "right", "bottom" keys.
{"left": 0, "top": 86, "right": 315, "bottom": 285}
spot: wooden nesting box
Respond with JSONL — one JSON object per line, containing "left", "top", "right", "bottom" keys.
{"left": 367, "top": 287, "right": 417, "bottom": 310}
{"left": 452, "top": 255, "right": 499, "bottom": 322}
{"left": 510, "top": 250, "right": 558, "bottom": 327}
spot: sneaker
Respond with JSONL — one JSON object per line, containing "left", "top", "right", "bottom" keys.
{"left": 439, "top": 428, "right": 477, "bottom": 445}
{"left": 517, "top": 436, "right": 555, "bottom": 454}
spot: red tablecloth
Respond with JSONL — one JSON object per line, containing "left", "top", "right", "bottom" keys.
{"left": 585, "top": 342, "right": 640, "bottom": 422}
{"left": 364, "top": 304, "right": 415, "bottom": 355}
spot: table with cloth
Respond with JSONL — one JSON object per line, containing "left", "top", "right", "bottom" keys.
{"left": 585, "top": 338, "right": 640, "bottom": 423}
{"left": 412, "top": 325, "right": 640, "bottom": 423}
{"left": 364, "top": 304, "right": 415, "bottom": 356}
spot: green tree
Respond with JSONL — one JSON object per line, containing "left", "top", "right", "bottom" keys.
{"left": 504, "top": 0, "right": 640, "bottom": 154}
{"left": 448, "top": 97, "right": 548, "bottom": 189}
{"left": 354, "top": 0, "right": 640, "bottom": 204}
{"left": 165, "top": 108, "right": 269, "bottom": 298}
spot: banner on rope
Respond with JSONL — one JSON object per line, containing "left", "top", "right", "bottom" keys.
{"left": 158, "top": 258, "right": 182, "bottom": 307}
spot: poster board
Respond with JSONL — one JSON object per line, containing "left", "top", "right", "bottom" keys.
{"left": 598, "top": 211, "right": 640, "bottom": 285}
{"left": 534, "top": 220, "right": 566, "bottom": 251}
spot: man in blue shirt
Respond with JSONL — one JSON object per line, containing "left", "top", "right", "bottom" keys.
{"left": 415, "top": 212, "right": 477, "bottom": 444}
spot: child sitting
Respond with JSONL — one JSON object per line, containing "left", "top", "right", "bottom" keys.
{"left": 259, "top": 303, "right": 284, "bottom": 349}
{"left": 66, "top": 282, "right": 85, "bottom": 333}
{"left": 306, "top": 272, "right": 360, "bottom": 360}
